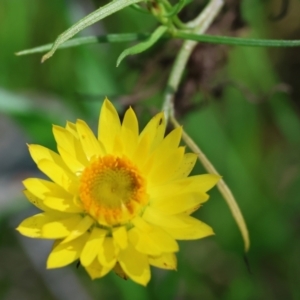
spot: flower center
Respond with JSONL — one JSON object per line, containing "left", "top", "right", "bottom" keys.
{"left": 79, "top": 155, "right": 147, "bottom": 226}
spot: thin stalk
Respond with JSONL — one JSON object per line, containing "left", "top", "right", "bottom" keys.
{"left": 163, "top": 0, "right": 250, "bottom": 252}
{"left": 163, "top": 0, "right": 224, "bottom": 119}
{"left": 171, "top": 117, "right": 250, "bottom": 252}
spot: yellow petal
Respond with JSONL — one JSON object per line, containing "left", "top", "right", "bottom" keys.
{"left": 119, "top": 107, "right": 139, "bottom": 158}
{"left": 147, "top": 147, "right": 185, "bottom": 185}
{"left": 57, "top": 146, "right": 85, "bottom": 174}
{"left": 80, "top": 227, "right": 107, "bottom": 267}
{"left": 129, "top": 223, "right": 178, "bottom": 256}
{"left": 98, "top": 237, "right": 117, "bottom": 268}
{"left": 23, "top": 190, "right": 51, "bottom": 212}
{"left": 65, "top": 121, "right": 78, "bottom": 137}
{"left": 162, "top": 215, "right": 214, "bottom": 240}
{"left": 170, "top": 153, "right": 197, "bottom": 180}
{"left": 23, "top": 178, "right": 70, "bottom": 201}
{"left": 143, "top": 207, "right": 190, "bottom": 228}
{"left": 44, "top": 195, "right": 82, "bottom": 213}
{"left": 149, "top": 253, "right": 177, "bottom": 270}
{"left": 187, "top": 174, "right": 221, "bottom": 193}
{"left": 131, "top": 217, "right": 178, "bottom": 253}
{"left": 150, "top": 127, "right": 182, "bottom": 158}
{"left": 85, "top": 258, "right": 112, "bottom": 280}
{"left": 151, "top": 192, "right": 208, "bottom": 215}
{"left": 98, "top": 98, "right": 121, "bottom": 153}
{"left": 132, "top": 131, "right": 151, "bottom": 169}
{"left": 37, "top": 159, "right": 78, "bottom": 194}
{"left": 47, "top": 233, "right": 88, "bottom": 268}
{"left": 128, "top": 228, "right": 161, "bottom": 256}
{"left": 53, "top": 125, "right": 88, "bottom": 168}
{"left": 150, "top": 174, "right": 220, "bottom": 198}
{"left": 16, "top": 213, "right": 49, "bottom": 238}
{"left": 28, "top": 144, "right": 69, "bottom": 171}
{"left": 122, "top": 107, "right": 139, "bottom": 137}
{"left": 139, "top": 112, "right": 166, "bottom": 151}
{"left": 62, "top": 215, "right": 94, "bottom": 244}
{"left": 112, "top": 226, "right": 128, "bottom": 250}
{"left": 113, "top": 262, "right": 129, "bottom": 280}
{"left": 76, "top": 119, "right": 104, "bottom": 160}
{"left": 42, "top": 215, "right": 83, "bottom": 238}
{"left": 118, "top": 242, "right": 150, "bottom": 286}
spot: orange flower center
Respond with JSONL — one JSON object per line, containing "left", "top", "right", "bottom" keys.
{"left": 79, "top": 155, "right": 148, "bottom": 226}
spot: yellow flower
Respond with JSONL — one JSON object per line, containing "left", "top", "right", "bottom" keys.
{"left": 17, "top": 98, "right": 219, "bottom": 286}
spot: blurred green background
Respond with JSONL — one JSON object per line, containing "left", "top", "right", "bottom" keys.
{"left": 1, "top": 0, "right": 300, "bottom": 299}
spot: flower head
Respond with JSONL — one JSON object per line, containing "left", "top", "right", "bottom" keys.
{"left": 17, "top": 98, "right": 219, "bottom": 285}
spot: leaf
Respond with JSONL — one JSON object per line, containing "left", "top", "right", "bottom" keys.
{"left": 164, "top": 0, "right": 192, "bottom": 17}
{"left": 116, "top": 25, "right": 167, "bottom": 67}
{"left": 41, "top": 0, "right": 144, "bottom": 62}
{"left": 176, "top": 31, "right": 300, "bottom": 47}
{"left": 16, "top": 33, "right": 150, "bottom": 56}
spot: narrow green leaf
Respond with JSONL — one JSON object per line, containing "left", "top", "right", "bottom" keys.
{"left": 41, "top": 0, "right": 144, "bottom": 62}
{"left": 130, "top": 3, "right": 150, "bottom": 14}
{"left": 176, "top": 31, "right": 300, "bottom": 47}
{"left": 16, "top": 33, "right": 150, "bottom": 56}
{"left": 164, "top": 0, "right": 192, "bottom": 17}
{"left": 116, "top": 26, "right": 167, "bottom": 67}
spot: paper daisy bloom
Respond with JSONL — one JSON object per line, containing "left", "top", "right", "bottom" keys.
{"left": 17, "top": 98, "right": 219, "bottom": 286}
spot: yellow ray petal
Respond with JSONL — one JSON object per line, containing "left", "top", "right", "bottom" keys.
{"left": 118, "top": 242, "right": 150, "bottom": 286}
{"left": 150, "top": 174, "right": 220, "bottom": 198}
{"left": 23, "top": 178, "right": 70, "bottom": 200}
{"left": 132, "top": 132, "right": 151, "bottom": 169}
{"left": 42, "top": 215, "right": 83, "bottom": 238}
{"left": 129, "top": 224, "right": 178, "bottom": 255}
{"left": 80, "top": 227, "right": 107, "bottom": 267}
{"left": 113, "top": 262, "right": 129, "bottom": 280}
{"left": 65, "top": 121, "right": 78, "bottom": 137}
{"left": 151, "top": 191, "right": 208, "bottom": 215}
{"left": 139, "top": 112, "right": 166, "bottom": 151}
{"left": 143, "top": 207, "right": 190, "bottom": 228}
{"left": 44, "top": 195, "right": 82, "bottom": 213}
{"left": 162, "top": 216, "right": 214, "bottom": 240}
{"left": 128, "top": 228, "right": 161, "bottom": 256}
{"left": 23, "top": 190, "right": 51, "bottom": 212}
{"left": 119, "top": 107, "right": 139, "bottom": 158}
{"left": 76, "top": 119, "right": 104, "bottom": 160}
{"left": 85, "top": 258, "right": 112, "bottom": 280}
{"left": 98, "top": 98, "right": 121, "bottom": 153}
{"left": 151, "top": 126, "right": 182, "bottom": 157}
{"left": 147, "top": 147, "right": 185, "bottom": 186}
{"left": 47, "top": 233, "right": 88, "bottom": 268}
{"left": 57, "top": 146, "right": 86, "bottom": 174}
{"left": 28, "top": 144, "right": 69, "bottom": 171}
{"left": 149, "top": 253, "right": 177, "bottom": 270}
{"left": 37, "top": 159, "right": 78, "bottom": 194}
{"left": 16, "top": 213, "right": 51, "bottom": 238}
{"left": 53, "top": 125, "right": 88, "bottom": 167}
{"left": 122, "top": 107, "right": 139, "bottom": 137}
{"left": 132, "top": 217, "right": 178, "bottom": 252}
{"left": 112, "top": 226, "right": 128, "bottom": 250}
{"left": 170, "top": 153, "right": 197, "bottom": 180}
{"left": 61, "top": 215, "right": 94, "bottom": 244}
{"left": 98, "top": 237, "right": 117, "bottom": 268}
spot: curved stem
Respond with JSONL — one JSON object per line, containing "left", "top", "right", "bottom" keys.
{"left": 163, "top": 0, "right": 224, "bottom": 119}
{"left": 171, "top": 116, "right": 250, "bottom": 252}
{"left": 163, "top": 0, "right": 250, "bottom": 252}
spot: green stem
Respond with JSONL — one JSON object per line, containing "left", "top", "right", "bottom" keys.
{"left": 163, "top": 0, "right": 224, "bottom": 119}
{"left": 16, "top": 33, "right": 151, "bottom": 56}
{"left": 171, "top": 117, "right": 250, "bottom": 252}
{"left": 176, "top": 31, "right": 300, "bottom": 47}
{"left": 163, "top": 0, "right": 250, "bottom": 252}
